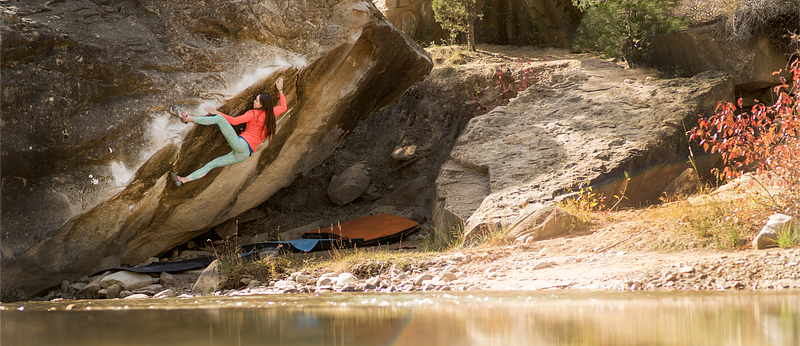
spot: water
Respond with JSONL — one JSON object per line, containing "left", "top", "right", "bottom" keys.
{"left": 2, "top": 290, "right": 798, "bottom": 346}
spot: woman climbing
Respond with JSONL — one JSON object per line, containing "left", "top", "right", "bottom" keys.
{"left": 169, "top": 77, "right": 287, "bottom": 186}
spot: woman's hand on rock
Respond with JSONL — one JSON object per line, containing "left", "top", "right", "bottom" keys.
{"left": 204, "top": 105, "right": 219, "bottom": 115}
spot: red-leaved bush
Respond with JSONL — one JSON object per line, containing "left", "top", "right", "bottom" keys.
{"left": 690, "top": 57, "right": 800, "bottom": 216}
{"left": 471, "top": 59, "right": 540, "bottom": 114}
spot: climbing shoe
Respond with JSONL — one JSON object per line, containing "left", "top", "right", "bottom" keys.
{"left": 169, "top": 106, "right": 188, "bottom": 123}
{"left": 170, "top": 172, "right": 183, "bottom": 187}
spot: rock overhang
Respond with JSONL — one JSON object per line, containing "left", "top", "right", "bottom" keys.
{"left": 1, "top": 0, "right": 432, "bottom": 301}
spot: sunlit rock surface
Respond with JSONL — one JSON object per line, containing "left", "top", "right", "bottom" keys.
{"left": 647, "top": 23, "right": 791, "bottom": 107}
{"left": 1, "top": 0, "right": 432, "bottom": 300}
{"left": 433, "top": 59, "right": 733, "bottom": 238}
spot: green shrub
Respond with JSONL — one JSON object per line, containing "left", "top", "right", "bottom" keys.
{"left": 571, "top": 0, "right": 689, "bottom": 66}
{"left": 432, "top": 0, "right": 482, "bottom": 48}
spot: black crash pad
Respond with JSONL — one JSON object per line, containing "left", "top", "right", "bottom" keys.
{"left": 92, "top": 257, "right": 213, "bottom": 277}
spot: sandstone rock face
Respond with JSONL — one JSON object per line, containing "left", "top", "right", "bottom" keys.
{"left": 434, "top": 59, "right": 733, "bottom": 238}
{"left": 476, "top": 0, "right": 582, "bottom": 47}
{"left": 375, "top": 0, "right": 581, "bottom": 47}
{"left": 374, "top": 0, "right": 448, "bottom": 44}
{"left": 648, "top": 24, "right": 789, "bottom": 106}
{"left": 1, "top": 0, "right": 432, "bottom": 300}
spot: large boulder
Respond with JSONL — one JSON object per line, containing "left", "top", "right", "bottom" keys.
{"left": 433, "top": 58, "right": 733, "bottom": 239}
{"left": 1, "top": 0, "right": 432, "bottom": 301}
{"left": 647, "top": 24, "right": 789, "bottom": 107}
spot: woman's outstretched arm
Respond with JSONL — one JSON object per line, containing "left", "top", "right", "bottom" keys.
{"left": 274, "top": 77, "right": 287, "bottom": 116}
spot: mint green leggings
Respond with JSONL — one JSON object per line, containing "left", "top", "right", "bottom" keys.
{"left": 186, "top": 115, "right": 252, "bottom": 182}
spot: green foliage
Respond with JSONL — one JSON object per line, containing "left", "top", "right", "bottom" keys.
{"left": 410, "top": 17, "right": 434, "bottom": 47}
{"left": 424, "top": 224, "right": 465, "bottom": 251}
{"left": 681, "top": 198, "right": 761, "bottom": 249}
{"left": 557, "top": 181, "right": 607, "bottom": 224}
{"left": 432, "top": 0, "right": 481, "bottom": 47}
{"left": 571, "top": 0, "right": 689, "bottom": 66}
{"left": 775, "top": 223, "right": 800, "bottom": 248}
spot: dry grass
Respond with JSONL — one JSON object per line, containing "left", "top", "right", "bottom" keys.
{"left": 676, "top": 0, "right": 799, "bottom": 52}
{"left": 674, "top": 0, "right": 736, "bottom": 25}
{"left": 428, "top": 45, "right": 471, "bottom": 66}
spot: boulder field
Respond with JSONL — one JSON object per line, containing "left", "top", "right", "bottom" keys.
{"left": 1, "top": 0, "right": 432, "bottom": 301}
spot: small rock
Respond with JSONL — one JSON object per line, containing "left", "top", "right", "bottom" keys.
{"left": 438, "top": 273, "right": 457, "bottom": 282}
{"left": 105, "top": 284, "right": 122, "bottom": 299}
{"left": 327, "top": 162, "right": 370, "bottom": 206}
{"left": 154, "top": 289, "right": 176, "bottom": 298}
{"left": 137, "top": 257, "right": 160, "bottom": 267}
{"left": 441, "top": 265, "right": 459, "bottom": 274}
{"left": 295, "top": 274, "right": 309, "bottom": 284}
{"left": 336, "top": 273, "right": 357, "bottom": 286}
{"left": 100, "top": 271, "right": 154, "bottom": 291}
{"left": 422, "top": 283, "right": 437, "bottom": 291}
{"left": 339, "top": 284, "right": 357, "bottom": 293}
{"left": 273, "top": 280, "right": 296, "bottom": 289}
{"left": 414, "top": 274, "right": 433, "bottom": 286}
{"left": 123, "top": 294, "right": 150, "bottom": 299}
{"left": 531, "top": 261, "right": 553, "bottom": 270}
{"left": 316, "top": 285, "right": 334, "bottom": 293}
{"left": 192, "top": 260, "right": 222, "bottom": 296}
{"left": 753, "top": 214, "right": 797, "bottom": 249}
{"left": 391, "top": 145, "right": 417, "bottom": 161}
{"left": 410, "top": 209, "right": 426, "bottom": 223}
{"left": 317, "top": 277, "right": 335, "bottom": 286}
{"left": 133, "top": 284, "right": 164, "bottom": 295}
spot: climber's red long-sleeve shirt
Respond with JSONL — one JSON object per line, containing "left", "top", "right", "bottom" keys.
{"left": 219, "top": 93, "right": 286, "bottom": 153}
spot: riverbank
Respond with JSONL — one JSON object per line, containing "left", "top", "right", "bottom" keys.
{"left": 29, "top": 192, "right": 800, "bottom": 301}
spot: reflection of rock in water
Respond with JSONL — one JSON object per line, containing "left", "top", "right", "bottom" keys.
{"left": 1, "top": 0, "right": 432, "bottom": 301}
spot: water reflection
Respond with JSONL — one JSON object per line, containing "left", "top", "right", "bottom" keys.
{"left": 2, "top": 290, "right": 798, "bottom": 346}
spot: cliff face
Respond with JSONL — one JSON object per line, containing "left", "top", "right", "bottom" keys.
{"left": 1, "top": 0, "right": 432, "bottom": 301}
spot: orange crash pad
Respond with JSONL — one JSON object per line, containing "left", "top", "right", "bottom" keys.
{"left": 303, "top": 214, "right": 419, "bottom": 245}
